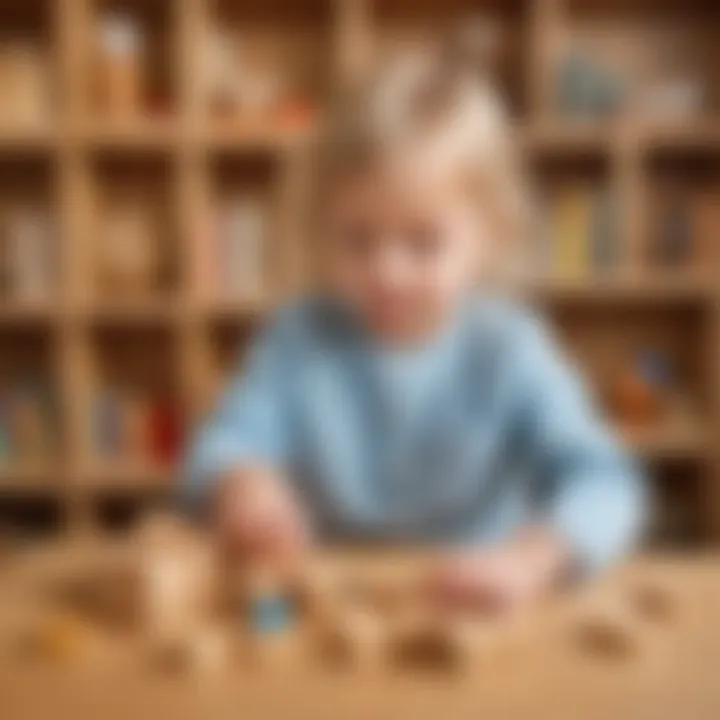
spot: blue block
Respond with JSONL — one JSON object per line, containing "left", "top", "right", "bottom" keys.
{"left": 250, "top": 595, "right": 292, "bottom": 634}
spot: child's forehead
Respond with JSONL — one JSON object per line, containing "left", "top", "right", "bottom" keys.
{"left": 329, "top": 147, "right": 476, "bottom": 217}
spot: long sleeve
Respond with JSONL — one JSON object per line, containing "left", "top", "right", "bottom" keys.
{"left": 180, "top": 314, "right": 293, "bottom": 509}
{"left": 506, "top": 313, "right": 648, "bottom": 570}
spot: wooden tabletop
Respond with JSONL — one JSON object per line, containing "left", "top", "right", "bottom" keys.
{"left": 1, "top": 543, "right": 719, "bottom": 720}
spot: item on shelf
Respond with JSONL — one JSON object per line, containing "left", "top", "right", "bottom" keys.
{"left": 555, "top": 51, "right": 625, "bottom": 120}
{"left": 205, "top": 26, "right": 239, "bottom": 117}
{"left": 120, "top": 393, "right": 151, "bottom": 462}
{"left": 215, "top": 196, "right": 267, "bottom": 299}
{"left": 540, "top": 183, "right": 620, "bottom": 279}
{"left": 148, "top": 398, "right": 182, "bottom": 467}
{"left": 97, "top": 198, "right": 161, "bottom": 297}
{"left": 551, "top": 185, "right": 592, "bottom": 278}
{"left": 0, "top": 40, "right": 50, "bottom": 125}
{"left": 205, "top": 27, "right": 287, "bottom": 120}
{"left": 275, "top": 98, "right": 317, "bottom": 132}
{"left": 650, "top": 186, "right": 693, "bottom": 268}
{"left": 92, "top": 390, "right": 120, "bottom": 461}
{"left": 1, "top": 206, "right": 55, "bottom": 301}
{"left": 635, "top": 78, "right": 706, "bottom": 121}
{"left": 590, "top": 189, "right": 619, "bottom": 273}
{"left": 607, "top": 348, "right": 674, "bottom": 426}
{"left": 0, "top": 382, "right": 56, "bottom": 466}
{"left": 94, "top": 12, "right": 146, "bottom": 117}
{"left": 92, "top": 390, "right": 181, "bottom": 467}
{"left": 0, "top": 397, "right": 10, "bottom": 465}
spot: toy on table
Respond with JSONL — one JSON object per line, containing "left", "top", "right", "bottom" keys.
{"left": 22, "top": 612, "right": 98, "bottom": 665}
{"left": 242, "top": 564, "right": 298, "bottom": 667}
{"left": 319, "top": 605, "right": 387, "bottom": 670}
{"left": 155, "top": 624, "right": 229, "bottom": 676}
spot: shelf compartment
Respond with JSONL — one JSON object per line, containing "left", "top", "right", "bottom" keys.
{"left": 206, "top": 0, "right": 331, "bottom": 131}
{"left": 85, "top": 325, "right": 184, "bottom": 475}
{"left": 0, "top": 153, "right": 59, "bottom": 307}
{"left": 199, "top": 152, "right": 282, "bottom": 307}
{"left": 371, "top": 0, "right": 528, "bottom": 118}
{"left": 87, "top": 149, "right": 181, "bottom": 302}
{"left": 0, "top": 326, "right": 62, "bottom": 476}
{"left": 528, "top": 151, "right": 619, "bottom": 281}
{"left": 642, "top": 145, "right": 720, "bottom": 276}
{"left": 0, "top": 0, "right": 57, "bottom": 131}
{"left": 549, "top": 303, "right": 715, "bottom": 441}
{"left": 87, "top": 0, "right": 177, "bottom": 121}
{"left": 557, "top": 1, "right": 719, "bottom": 124}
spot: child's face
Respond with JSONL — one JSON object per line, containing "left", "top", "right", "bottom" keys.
{"left": 324, "top": 156, "right": 489, "bottom": 344}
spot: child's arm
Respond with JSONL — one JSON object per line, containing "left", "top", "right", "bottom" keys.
{"left": 507, "top": 312, "right": 647, "bottom": 573}
{"left": 181, "top": 312, "right": 306, "bottom": 557}
{"left": 432, "top": 312, "right": 647, "bottom": 612}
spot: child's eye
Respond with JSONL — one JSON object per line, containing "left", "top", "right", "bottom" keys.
{"left": 408, "top": 225, "right": 442, "bottom": 257}
{"left": 339, "top": 224, "right": 375, "bottom": 256}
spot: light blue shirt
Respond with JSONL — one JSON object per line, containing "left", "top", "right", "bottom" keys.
{"left": 182, "top": 296, "right": 646, "bottom": 569}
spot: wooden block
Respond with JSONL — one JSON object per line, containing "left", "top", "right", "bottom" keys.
{"left": 294, "top": 560, "right": 342, "bottom": 621}
{"left": 627, "top": 581, "right": 676, "bottom": 622}
{"left": 390, "top": 612, "right": 491, "bottom": 673}
{"left": 130, "top": 514, "right": 221, "bottom": 637}
{"left": 571, "top": 601, "right": 641, "bottom": 660}
{"left": 155, "top": 625, "right": 229, "bottom": 676}
{"left": 319, "top": 607, "right": 387, "bottom": 670}
{"left": 21, "top": 612, "right": 99, "bottom": 665}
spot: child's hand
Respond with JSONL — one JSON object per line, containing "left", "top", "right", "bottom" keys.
{"left": 213, "top": 466, "right": 309, "bottom": 562}
{"left": 428, "top": 529, "right": 570, "bottom": 616}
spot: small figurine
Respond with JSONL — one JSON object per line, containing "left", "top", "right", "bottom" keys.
{"left": 243, "top": 564, "right": 297, "bottom": 667}
{"left": 608, "top": 348, "right": 673, "bottom": 425}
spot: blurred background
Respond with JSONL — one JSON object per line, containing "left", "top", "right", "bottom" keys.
{"left": 0, "top": 0, "right": 717, "bottom": 548}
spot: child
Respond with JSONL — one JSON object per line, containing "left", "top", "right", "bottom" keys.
{"left": 183, "top": 33, "right": 645, "bottom": 614}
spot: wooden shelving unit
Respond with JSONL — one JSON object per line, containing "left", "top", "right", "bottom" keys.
{"left": 0, "top": 0, "right": 718, "bottom": 543}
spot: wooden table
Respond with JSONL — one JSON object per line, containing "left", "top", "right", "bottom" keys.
{"left": 1, "top": 543, "right": 719, "bottom": 720}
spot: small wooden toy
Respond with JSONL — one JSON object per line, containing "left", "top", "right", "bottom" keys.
{"left": 155, "top": 625, "right": 229, "bottom": 676}
{"left": 86, "top": 514, "right": 219, "bottom": 636}
{"left": 628, "top": 581, "right": 676, "bottom": 622}
{"left": 571, "top": 598, "right": 640, "bottom": 660}
{"left": 23, "top": 612, "right": 97, "bottom": 665}
{"left": 243, "top": 565, "right": 297, "bottom": 668}
{"left": 319, "top": 606, "right": 387, "bottom": 670}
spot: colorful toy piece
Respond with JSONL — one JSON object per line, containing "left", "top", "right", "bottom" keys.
{"left": 250, "top": 593, "right": 292, "bottom": 634}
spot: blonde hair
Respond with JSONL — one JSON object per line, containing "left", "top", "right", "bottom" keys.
{"left": 313, "top": 21, "right": 528, "bottom": 256}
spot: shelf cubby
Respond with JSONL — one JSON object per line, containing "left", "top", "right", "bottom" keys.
{"left": 0, "top": 0, "right": 57, "bottom": 129}
{"left": 86, "top": 149, "right": 180, "bottom": 304}
{"left": 83, "top": 325, "right": 183, "bottom": 486}
{"left": 0, "top": 326, "right": 61, "bottom": 480}
{"left": 205, "top": 0, "right": 332, "bottom": 134}
{"left": 550, "top": 303, "right": 713, "bottom": 463}
{"left": 198, "top": 152, "right": 281, "bottom": 307}
{"left": 86, "top": 0, "right": 177, "bottom": 122}
{"left": 557, "top": 0, "right": 719, "bottom": 125}
{"left": 0, "top": 152, "right": 58, "bottom": 307}
{"left": 370, "top": 0, "right": 529, "bottom": 119}
{"left": 642, "top": 145, "right": 720, "bottom": 277}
